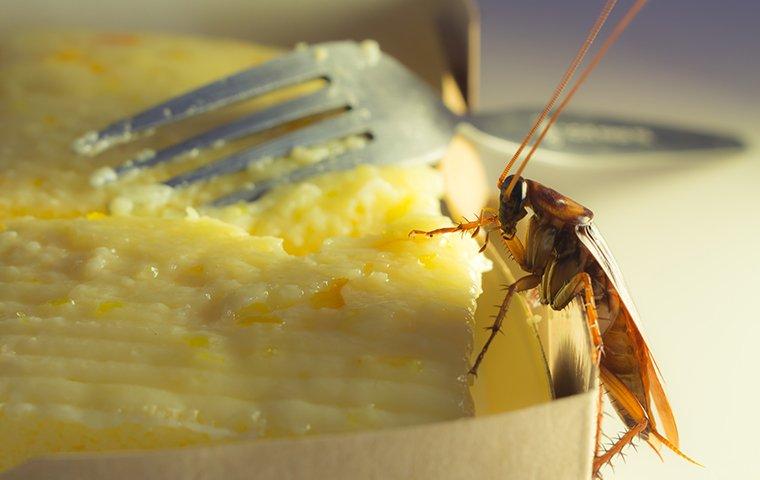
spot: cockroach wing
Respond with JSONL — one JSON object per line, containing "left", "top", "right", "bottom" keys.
{"left": 575, "top": 223, "right": 680, "bottom": 448}
{"left": 574, "top": 223, "right": 640, "bottom": 326}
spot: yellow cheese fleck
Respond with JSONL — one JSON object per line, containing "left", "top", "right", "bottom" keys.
{"left": 89, "top": 61, "right": 107, "bottom": 75}
{"left": 184, "top": 335, "right": 210, "bottom": 349}
{"left": 42, "top": 114, "right": 59, "bottom": 126}
{"left": 418, "top": 253, "right": 438, "bottom": 269}
{"left": 86, "top": 211, "right": 107, "bottom": 220}
{"left": 385, "top": 197, "right": 413, "bottom": 221}
{"left": 382, "top": 356, "right": 425, "bottom": 372}
{"left": 95, "top": 300, "right": 124, "bottom": 315}
{"left": 361, "top": 262, "right": 374, "bottom": 275}
{"left": 239, "top": 302, "right": 270, "bottom": 315}
{"left": 52, "top": 48, "right": 83, "bottom": 62}
{"left": 196, "top": 350, "right": 226, "bottom": 365}
{"left": 48, "top": 297, "right": 75, "bottom": 307}
{"left": 236, "top": 302, "right": 283, "bottom": 327}
{"left": 186, "top": 264, "right": 205, "bottom": 275}
{"left": 310, "top": 278, "right": 349, "bottom": 309}
{"left": 166, "top": 48, "right": 190, "bottom": 60}
{"left": 373, "top": 236, "right": 411, "bottom": 253}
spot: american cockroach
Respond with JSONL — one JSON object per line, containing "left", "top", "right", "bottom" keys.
{"left": 412, "top": 0, "right": 701, "bottom": 475}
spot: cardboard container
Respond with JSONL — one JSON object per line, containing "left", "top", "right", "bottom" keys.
{"left": 1, "top": 0, "right": 597, "bottom": 478}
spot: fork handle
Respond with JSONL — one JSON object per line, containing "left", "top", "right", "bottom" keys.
{"left": 458, "top": 108, "right": 743, "bottom": 157}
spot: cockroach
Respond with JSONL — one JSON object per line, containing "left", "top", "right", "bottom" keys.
{"left": 412, "top": 0, "right": 701, "bottom": 475}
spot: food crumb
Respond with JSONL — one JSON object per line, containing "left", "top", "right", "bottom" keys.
{"left": 90, "top": 167, "right": 117, "bottom": 187}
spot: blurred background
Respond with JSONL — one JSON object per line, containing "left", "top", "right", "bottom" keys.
{"left": 478, "top": 1, "right": 758, "bottom": 478}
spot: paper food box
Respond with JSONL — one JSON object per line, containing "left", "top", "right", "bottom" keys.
{"left": 0, "top": 0, "right": 597, "bottom": 478}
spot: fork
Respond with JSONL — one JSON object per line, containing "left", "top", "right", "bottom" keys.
{"left": 73, "top": 41, "right": 743, "bottom": 207}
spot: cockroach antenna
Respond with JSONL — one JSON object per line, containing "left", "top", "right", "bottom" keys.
{"left": 497, "top": 0, "right": 618, "bottom": 188}
{"left": 500, "top": 0, "right": 649, "bottom": 199}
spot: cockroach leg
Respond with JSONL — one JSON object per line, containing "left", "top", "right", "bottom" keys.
{"left": 550, "top": 272, "right": 604, "bottom": 362}
{"left": 409, "top": 209, "right": 499, "bottom": 252}
{"left": 593, "top": 367, "right": 649, "bottom": 475}
{"left": 501, "top": 234, "right": 529, "bottom": 271}
{"left": 594, "top": 423, "right": 646, "bottom": 478}
{"left": 578, "top": 275, "right": 606, "bottom": 460}
{"left": 595, "top": 379, "right": 605, "bottom": 461}
{"left": 469, "top": 274, "right": 541, "bottom": 377}
{"left": 548, "top": 270, "right": 606, "bottom": 458}
{"left": 595, "top": 365, "right": 703, "bottom": 474}
{"left": 594, "top": 417, "right": 647, "bottom": 473}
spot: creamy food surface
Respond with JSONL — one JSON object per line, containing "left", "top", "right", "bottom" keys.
{"left": 0, "top": 32, "right": 489, "bottom": 470}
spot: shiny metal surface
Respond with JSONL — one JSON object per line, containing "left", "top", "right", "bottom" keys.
{"left": 466, "top": 108, "right": 743, "bottom": 155}
{"left": 75, "top": 41, "right": 456, "bottom": 203}
{"left": 74, "top": 41, "right": 743, "bottom": 205}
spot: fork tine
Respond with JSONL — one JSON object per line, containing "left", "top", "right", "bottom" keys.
{"left": 164, "top": 108, "right": 371, "bottom": 187}
{"left": 210, "top": 135, "right": 446, "bottom": 206}
{"left": 73, "top": 47, "right": 328, "bottom": 156}
{"left": 210, "top": 143, "right": 384, "bottom": 206}
{"left": 115, "top": 87, "right": 350, "bottom": 175}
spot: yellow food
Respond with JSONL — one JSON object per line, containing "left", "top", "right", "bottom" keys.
{"left": 0, "top": 31, "right": 489, "bottom": 470}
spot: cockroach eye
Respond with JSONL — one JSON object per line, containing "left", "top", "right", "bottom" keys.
{"left": 498, "top": 175, "right": 529, "bottom": 235}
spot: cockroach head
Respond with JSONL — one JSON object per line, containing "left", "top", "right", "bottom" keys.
{"left": 499, "top": 175, "right": 529, "bottom": 238}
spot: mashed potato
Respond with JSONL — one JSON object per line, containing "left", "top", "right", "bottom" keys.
{"left": 0, "top": 31, "right": 489, "bottom": 471}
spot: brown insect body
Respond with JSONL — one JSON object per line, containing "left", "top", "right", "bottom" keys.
{"left": 412, "top": 0, "right": 700, "bottom": 475}
{"left": 496, "top": 175, "right": 679, "bottom": 461}
{"left": 414, "top": 172, "right": 696, "bottom": 473}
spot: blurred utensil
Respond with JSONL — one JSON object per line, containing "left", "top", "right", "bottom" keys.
{"left": 73, "top": 41, "right": 744, "bottom": 206}
{"left": 464, "top": 108, "right": 744, "bottom": 155}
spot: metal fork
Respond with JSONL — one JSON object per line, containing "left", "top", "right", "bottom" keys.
{"left": 74, "top": 41, "right": 743, "bottom": 207}
{"left": 74, "top": 41, "right": 459, "bottom": 206}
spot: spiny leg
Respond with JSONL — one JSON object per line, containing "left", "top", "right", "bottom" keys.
{"left": 594, "top": 420, "right": 647, "bottom": 476}
{"left": 594, "top": 366, "right": 649, "bottom": 475}
{"left": 595, "top": 365, "right": 703, "bottom": 473}
{"left": 549, "top": 272, "right": 605, "bottom": 457}
{"left": 578, "top": 273, "right": 606, "bottom": 460}
{"left": 594, "top": 378, "right": 605, "bottom": 463}
{"left": 469, "top": 274, "right": 541, "bottom": 376}
{"left": 409, "top": 209, "right": 499, "bottom": 243}
{"left": 595, "top": 351, "right": 702, "bottom": 474}
{"left": 600, "top": 367, "right": 702, "bottom": 468}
